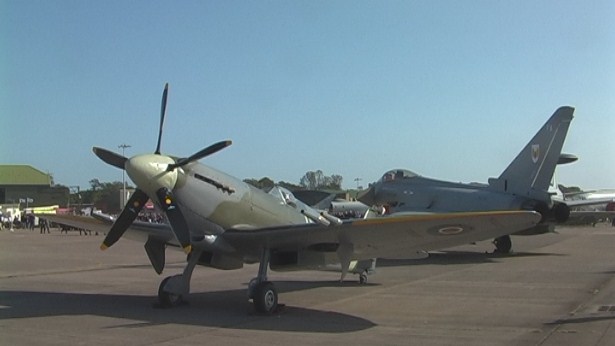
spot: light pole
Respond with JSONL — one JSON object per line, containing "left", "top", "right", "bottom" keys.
{"left": 68, "top": 186, "right": 80, "bottom": 210}
{"left": 354, "top": 177, "right": 362, "bottom": 189}
{"left": 118, "top": 144, "right": 131, "bottom": 208}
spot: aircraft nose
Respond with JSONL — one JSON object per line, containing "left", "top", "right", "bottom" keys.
{"left": 125, "top": 154, "right": 178, "bottom": 195}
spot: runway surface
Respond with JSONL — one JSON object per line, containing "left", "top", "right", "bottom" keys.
{"left": 1, "top": 224, "right": 614, "bottom": 345}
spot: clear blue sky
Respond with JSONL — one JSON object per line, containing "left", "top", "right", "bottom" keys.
{"left": 2, "top": 1, "right": 614, "bottom": 191}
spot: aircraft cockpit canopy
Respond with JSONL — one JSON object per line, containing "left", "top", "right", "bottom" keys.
{"left": 380, "top": 169, "right": 420, "bottom": 183}
{"left": 268, "top": 186, "right": 311, "bottom": 210}
{"left": 268, "top": 186, "right": 297, "bottom": 206}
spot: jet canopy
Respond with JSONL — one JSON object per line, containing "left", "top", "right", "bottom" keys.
{"left": 380, "top": 169, "right": 420, "bottom": 183}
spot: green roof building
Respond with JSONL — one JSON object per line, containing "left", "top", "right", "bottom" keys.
{"left": 0, "top": 165, "right": 69, "bottom": 207}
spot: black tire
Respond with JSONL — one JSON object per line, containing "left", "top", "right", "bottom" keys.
{"left": 253, "top": 281, "right": 278, "bottom": 314}
{"left": 158, "top": 276, "right": 183, "bottom": 307}
{"left": 494, "top": 235, "right": 512, "bottom": 253}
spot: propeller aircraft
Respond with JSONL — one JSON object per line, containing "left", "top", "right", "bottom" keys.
{"left": 45, "top": 84, "right": 541, "bottom": 313}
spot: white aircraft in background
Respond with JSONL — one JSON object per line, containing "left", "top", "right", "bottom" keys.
{"left": 555, "top": 184, "right": 615, "bottom": 225}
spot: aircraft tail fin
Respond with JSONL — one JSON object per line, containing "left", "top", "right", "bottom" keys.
{"left": 488, "top": 106, "right": 574, "bottom": 201}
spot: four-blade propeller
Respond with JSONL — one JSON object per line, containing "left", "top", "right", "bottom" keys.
{"left": 92, "top": 147, "right": 127, "bottom": 170}
{"left": 166, "top": 140, "right": 232, "bottom": 172}
{"left": 95, "top": 83, "right": 231, "bottom": 254}
{"left": 100, "top": 189, "right": 148, "bottom": 250}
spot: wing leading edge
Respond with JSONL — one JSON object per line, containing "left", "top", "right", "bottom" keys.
{"left": 222, "top": 210, "right": 541, "bottom": 260}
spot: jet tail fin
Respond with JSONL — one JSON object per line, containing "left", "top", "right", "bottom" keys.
{"left": 488, "top": 106, "right": 574, "bottom": 201}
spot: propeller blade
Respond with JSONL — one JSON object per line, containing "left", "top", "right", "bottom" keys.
{"left": 156, "top": 188, "right": 192, "bottom": 254}
{"left": 155, "top": 83, "right": 169, "bottom": 154}
{"left": 93, "top": 147, "right": 127, "bottom": 169}
{"left": 100, "top": 189, "right": 149, "bottom": 250}
{"left": 167, "top": 140, "right": 232, "bottom": 171}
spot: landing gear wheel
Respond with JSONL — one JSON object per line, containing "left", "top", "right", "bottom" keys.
{"left": 253, "top": 281, "right": 278, "bottom": 314}
{"left": 493, "top": 235, "right": 512, "bottom": 254}
{"left": 158, "top": 276, "right": 183, "bottom": 307}
{"left": 359, "top": 273, "right": 368, "bottom": 284}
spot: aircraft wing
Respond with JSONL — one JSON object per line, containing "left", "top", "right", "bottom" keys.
{"left": 40, "top": 211, "right": 540, "bottom": 262}
{"left": 222, "top": 211, "right": 541, "bottom": 260}
{"left": 39, "top": 213, "right": 175, "bottom": 244}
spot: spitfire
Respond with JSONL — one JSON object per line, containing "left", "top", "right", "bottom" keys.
{"left": 45, "top": 84, "right": 541, "bottom": 314}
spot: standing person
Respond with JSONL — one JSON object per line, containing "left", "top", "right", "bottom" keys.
{"left": 39, "top": 218, "right": 50, "bottom": 234}
{"left": 28, "top": 214, "right": 35, "bottom": 231}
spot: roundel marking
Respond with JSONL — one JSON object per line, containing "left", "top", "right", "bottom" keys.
{"left": 437, "top": 226, "right": 464, "bottom": 235}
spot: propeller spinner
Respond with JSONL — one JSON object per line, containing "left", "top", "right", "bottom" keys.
{"left": 94, "top": 83, "right": 231, "bottom": 254}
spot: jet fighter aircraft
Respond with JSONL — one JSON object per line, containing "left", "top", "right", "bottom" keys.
{"left": 45, "top": 84, "right": 540, "bottom": 314}
{"left": 359, "top": 106, "right": 575, "bottom": 253}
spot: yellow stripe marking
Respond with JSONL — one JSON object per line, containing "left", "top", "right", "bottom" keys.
{"left": 354, "top": 210, "right": 532, "bottom": 227}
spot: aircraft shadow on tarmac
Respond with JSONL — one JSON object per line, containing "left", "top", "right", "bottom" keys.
{"left": 0, "top": 289, "right": 375, "bottom": 333}
{"left": 547, "top": 314, "right": 615, "bottom": 325}
{"left": 377, "top": 250, "right": 565, "bottom": 267}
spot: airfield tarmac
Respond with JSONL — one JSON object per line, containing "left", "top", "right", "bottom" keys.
{"left": 1, "top": 224, "right": 614, "bottom": 346}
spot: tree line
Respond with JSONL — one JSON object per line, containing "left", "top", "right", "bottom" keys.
{"left": 244, "top": 170, "right": 343, "bottom": 191}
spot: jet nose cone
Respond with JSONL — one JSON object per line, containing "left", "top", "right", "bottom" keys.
{"left": 125, "top": 154, "right": 178, "bottom": 194}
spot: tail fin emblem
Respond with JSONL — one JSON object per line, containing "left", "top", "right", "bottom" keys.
{"left": 531, "top": 144, "right": 540, "bottom": 163}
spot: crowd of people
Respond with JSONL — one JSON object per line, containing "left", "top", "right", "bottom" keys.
{"left": 330, "top": 210, "right": 365, "bottom": 219}
{"left": 0, "top": 209, "right": 167, "bottom": 235}
{"left": 0, "top": 212, "right": 52, "bottom": 233}
{"left": 135, "top": 211, "right": 166, "bottom": 224}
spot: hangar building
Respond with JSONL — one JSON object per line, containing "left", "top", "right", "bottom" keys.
{"left": 0, "top": 165, "right": 69, "bottom": 207}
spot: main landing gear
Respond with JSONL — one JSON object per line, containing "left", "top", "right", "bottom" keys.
{"left": 157, "top": 247, "right": 280, "bottom": 314}
{"left": 248, "top": 248, "right": 279, "bottom": 314}
{"left": 157, "top": 248, "right": 201, "bottom": 307}
{"left": 493, "top": 235, "right": 512, "bottom": 254}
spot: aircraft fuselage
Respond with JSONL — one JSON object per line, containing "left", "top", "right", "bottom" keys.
{"left": 375, "top": 176, "right": 528, "bottom": 213}
{"left": 173, "top": 161, "right": 309, "bottom": 236}
{"left": 367, "top": 172, "right": 568, "bottom": 233}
